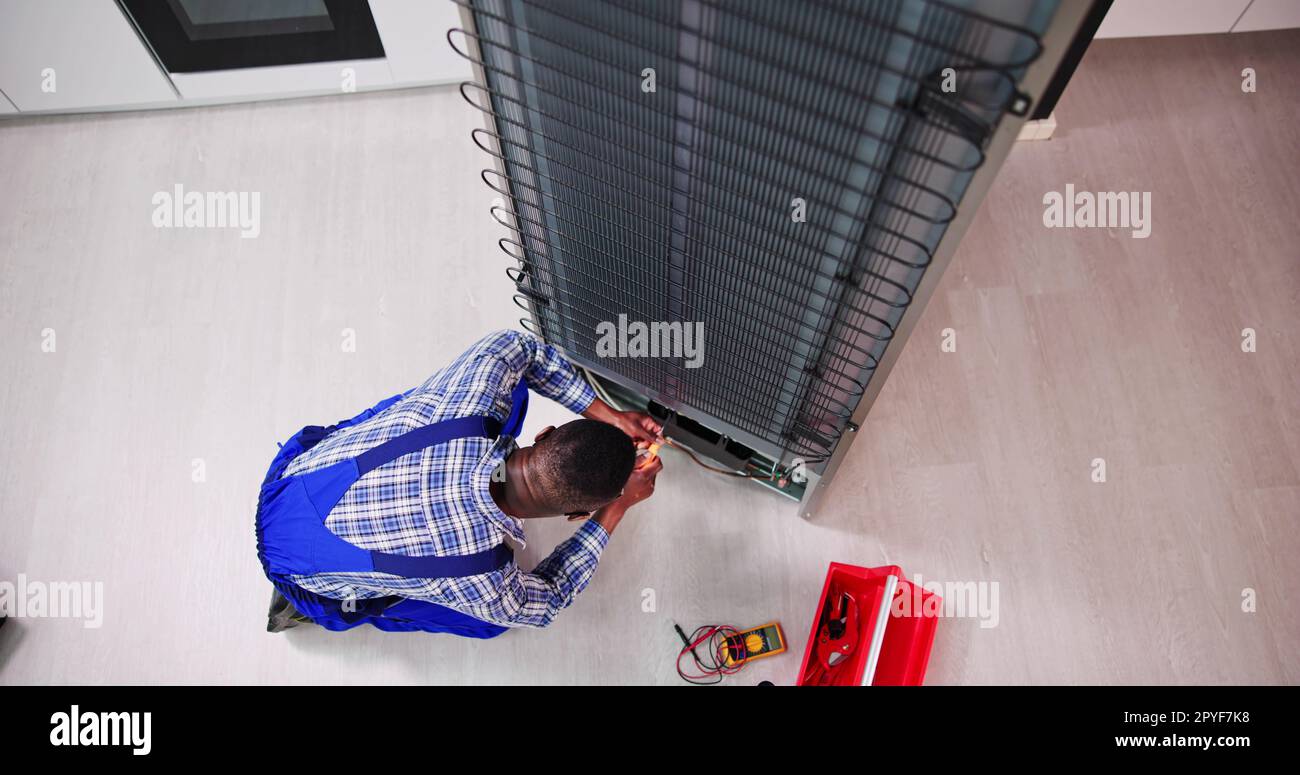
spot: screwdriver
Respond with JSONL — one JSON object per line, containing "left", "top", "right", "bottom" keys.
{"left": 637, "top": 437, "right": 664, "bottom": 469}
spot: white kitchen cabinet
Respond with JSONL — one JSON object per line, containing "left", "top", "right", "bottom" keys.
{"left": 1096, "top": 0, "right": 1300, "bottom": 38}
{"left": 1233, "top": 0, "right": 1300, "bottom": 32}
{"left": 0, "top": 0, "right": 176, "bottom": 112}
{"left": 169, "top": 59, "right": 393, "bottom": 101}
{"left": 369, "top": 0, "right": 473, "bottom": 85}
{"left": 1096, "top": 0, "right": 1251, "bottom": 38}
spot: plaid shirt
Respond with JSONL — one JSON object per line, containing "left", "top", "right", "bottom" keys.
{"left": 282, "top": 329, "right": 606, "bottom": 628}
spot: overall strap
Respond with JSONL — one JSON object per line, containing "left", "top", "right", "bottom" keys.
{"left": 371, "top": 543, "right": 513, "bottom": 578}
{"left": 286, "top": 382, "right": 531, "bottom": 580}
{"left": 359, "top": 381, "right": 529, "bottom": 578}
{"left": 354, "top": 379, "right": 529, "bottom": 474}
{"left": 355, "top": 415, "right": 502, "bottom": 475}
{"left": 501, "top": 379, "right": 529, "bottom": 440}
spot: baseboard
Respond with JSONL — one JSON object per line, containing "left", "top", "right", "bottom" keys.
{"left": 1017, "top": 112, "right": 1058, "bottom": 140}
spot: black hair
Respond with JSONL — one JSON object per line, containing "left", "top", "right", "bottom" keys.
{"left": 534, "top": 419, "right": 636, "bottom": 513}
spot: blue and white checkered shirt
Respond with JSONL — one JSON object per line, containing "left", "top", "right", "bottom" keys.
{"left": 282, "top": 329, "right": 607, "bottom": 628}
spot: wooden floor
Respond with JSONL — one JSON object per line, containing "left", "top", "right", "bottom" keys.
{"left": 1, "top": 30, "right": 1297, "bottom": 685}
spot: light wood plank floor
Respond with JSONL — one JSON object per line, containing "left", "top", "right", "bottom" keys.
{"left": 1, "top": 30, "right": 1296, "bottom": 684}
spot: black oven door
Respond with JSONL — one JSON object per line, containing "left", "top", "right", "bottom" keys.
{"left": 120, "top": 0, "right": 385, "bottom": 73}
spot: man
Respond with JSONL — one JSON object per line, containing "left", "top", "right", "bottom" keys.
{"left": 255, "top": 329, "right": 663, "bottom": 636}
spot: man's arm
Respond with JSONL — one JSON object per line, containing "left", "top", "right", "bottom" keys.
{"left": 431, "top": 517, "right": 615, "bottom": 629}
{"left": 431, "top": 457, "right": 661, "bottom": 628}
{"left": 582, "top": 397, "right": 662, "bottom": 445}
{"left": 463, "top": 329, "right": 597, "bottom": 415}
{"left": 464, "top": 328, "right": 662, "bottom": 441}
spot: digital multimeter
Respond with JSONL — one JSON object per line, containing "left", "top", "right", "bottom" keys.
{"left": 721, "top": 622, "right": 786, "bottom": 667}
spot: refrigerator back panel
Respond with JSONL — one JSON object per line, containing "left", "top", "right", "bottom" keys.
{"left": 456, "top": 0, "right": 1083, "bottom": 511}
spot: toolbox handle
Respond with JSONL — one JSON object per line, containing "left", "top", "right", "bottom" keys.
{"left": 861, "top": 574, "right": 899, "bottom": 686}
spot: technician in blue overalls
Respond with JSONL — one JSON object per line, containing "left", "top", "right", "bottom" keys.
{"left": 256, "top": 329, "right": 663, "bottom": 637}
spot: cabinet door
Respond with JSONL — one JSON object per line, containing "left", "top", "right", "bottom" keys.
{"left": 1096, "top": 0, "right": 1252, "bottom": 38}
{"left": 0, "top": 0, "right": 176, "bottom": 112}
{"left": 369, "top": 0, "right": 473, "bottom": 85}
{"left": 1233, "top": 0, "right": 1300, "bottom": 33}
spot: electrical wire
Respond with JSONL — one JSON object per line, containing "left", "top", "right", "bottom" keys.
{"left": 662, "top": 437, "right": 777, "bottom": 480}
{"left": 675, "top": 623, "right": 749, "bottom": 685}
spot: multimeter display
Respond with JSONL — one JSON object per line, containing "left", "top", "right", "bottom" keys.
{"left": 722, "top": 622, "right": 786, "bottom": 666}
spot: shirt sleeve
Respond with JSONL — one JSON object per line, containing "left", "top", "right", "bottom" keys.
{"left": 441, "top": 520, "right": 611, "bottom": 628}
{"left": 442, "top": 329, "right": 596, "bottom": 417}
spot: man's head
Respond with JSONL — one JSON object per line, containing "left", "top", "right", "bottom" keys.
{"left": 496, "top": 419, "right": 636, "bottom": 518}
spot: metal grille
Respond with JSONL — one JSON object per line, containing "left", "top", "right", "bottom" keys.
{"left": 453, "top": 0, "right": 1052, "bottom": 469}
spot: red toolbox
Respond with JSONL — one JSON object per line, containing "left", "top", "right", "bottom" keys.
{"left": 796, "top": 563, "right": 940, "bottom": 686}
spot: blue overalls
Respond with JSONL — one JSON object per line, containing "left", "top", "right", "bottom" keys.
{"left": 255, "top": 381, "right": 529, "bottom": 637}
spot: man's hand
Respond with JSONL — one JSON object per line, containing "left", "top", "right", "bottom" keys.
{"left": 583, "top": 398, "right": 662, "bottom": 445}
{"left": 592, "top": 455, "right": 662, "bottom": 535}
{"left": 620, "top": 454, "right": 662, "bottom": 507}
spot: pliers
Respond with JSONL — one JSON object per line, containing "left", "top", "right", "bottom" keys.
{"left": 805, "top": 589, "right": 858, "bottom": 685}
